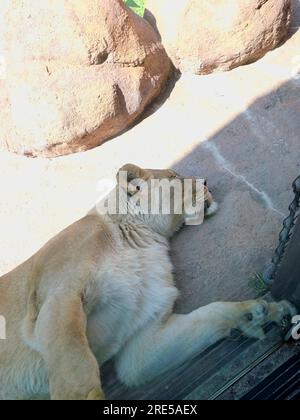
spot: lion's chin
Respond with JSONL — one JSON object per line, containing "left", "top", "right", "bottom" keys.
{"left": 205, "top": 201, "right": 219, "bottom": 217}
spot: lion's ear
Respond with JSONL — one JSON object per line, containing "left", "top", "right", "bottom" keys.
{"left": 116, "top": 164, "right": 149, "bottom": 183}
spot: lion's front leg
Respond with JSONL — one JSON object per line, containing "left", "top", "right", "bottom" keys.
{"left": 35, "top": 294, "right": 105, "bottom": 400}
{"left": 115, "top": 299, "right": 296, "bottom": 387}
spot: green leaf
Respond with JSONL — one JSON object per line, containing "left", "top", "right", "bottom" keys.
{"left": 124, "top": 0, "right": 145, "bottom": 17}
{"left": 248, "top": 273, "right": 269, "bottom": 298}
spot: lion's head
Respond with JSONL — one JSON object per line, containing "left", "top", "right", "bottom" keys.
{"left": 113, "top": 164, "right": 218, "bottom": 237}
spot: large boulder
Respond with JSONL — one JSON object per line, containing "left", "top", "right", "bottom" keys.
{"left": 146, "top": 0, "right": 292, "bottom": 75}
{"left": 0, "top": 0, "right": 172, "bottom": 157}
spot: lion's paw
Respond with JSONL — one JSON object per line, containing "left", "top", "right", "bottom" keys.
{"left": 237, "top": 300, "right": 297, "bottom": 340}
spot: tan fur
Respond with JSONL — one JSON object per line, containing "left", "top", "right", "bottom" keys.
{"left": 0, "top": 165, "right": 295, "bottom": 400}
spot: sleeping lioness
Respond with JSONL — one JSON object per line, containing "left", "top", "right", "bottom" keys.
{"left": 0, "top": 164, "right": 296, "bottom": 400}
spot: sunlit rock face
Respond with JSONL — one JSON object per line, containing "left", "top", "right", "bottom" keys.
{"left": 146, "top": 0, "right": 292, "bottom": 75}
{"left": 0, "top": 0, "right": 171, "bottom": 157}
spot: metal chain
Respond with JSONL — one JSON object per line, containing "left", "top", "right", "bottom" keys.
{"left": 263, "top": 176, "right": 300, "bottom": 285}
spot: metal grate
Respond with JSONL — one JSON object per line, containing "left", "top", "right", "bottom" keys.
{"left": 240, "top": 354, "right": 300, "bottom": 400}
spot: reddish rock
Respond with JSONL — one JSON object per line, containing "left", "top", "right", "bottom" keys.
{"left": 0, "top": 0, "right": 172, "bottom": 157}
{"left": 146, "top": 0, "right": 292, "bottom": 74}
